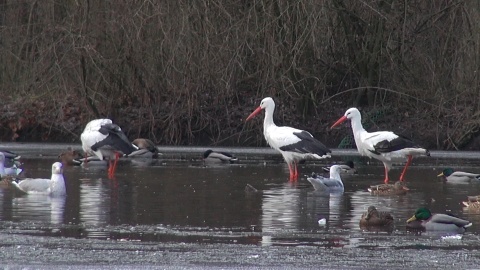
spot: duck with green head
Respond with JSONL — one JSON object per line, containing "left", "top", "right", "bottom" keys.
{"left": 406, "top": 207, "right": 472, "bottom": 233}
{"left": 437, "top": 168, "right": 480, "bottom": 183}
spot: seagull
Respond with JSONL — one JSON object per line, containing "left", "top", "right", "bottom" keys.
{"left": 331, "top": 108, "right": 429, "bottom": 183}
{"left": 306, "top": 165, "right": 346, "bottom": 193}
{"left": 437, "top": 168, "right": 480, "bottom": 183}
{"left": 80, "top": 119, "right": 136, "bottom": 179}
{"left": 246, "top": 97, "right": 331, "bottom": 181}
{"left": 9, "top": 162, "right": 66, "bottom": 197}
{"left": 203, "top": 149, "right": 238, "bottom": 163}
{"left": 0, "top": 152, "right": 23, "bottom": 177}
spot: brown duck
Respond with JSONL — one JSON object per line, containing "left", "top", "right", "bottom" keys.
{"left": 58, "top": 147, "right": 83, "bottom": 166}
{"left": 463, "top": 195, "right": 480, "bottom": 211}
{"left": 129, "top": 138, "right": 160, "bottom": 158}
{"left": 359, "top": 206, "right": 394, "bottom": 228}
{"left": 368, "top": 181, "right": 409, "bottom": 195}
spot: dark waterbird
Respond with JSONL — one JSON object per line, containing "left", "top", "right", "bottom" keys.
{"left": 437, "top": 168, "right": 480, "bottom": 183}
{"left": 322, "top": 160, "right": 357, "bottom": 174}
{"left": 359, "top": 206, "right": 394, "bottom": 228}
{"left": 368, "top": 181, "right": 410, "bottom": 195}
{"left": 129, "top": 138, "right": 161, "bottom": 158}
{"left": 203, "top": 149, "right": 238, "bottom": 163}
{"left": 406, "top": 207, "right": 472, "bottom": 233}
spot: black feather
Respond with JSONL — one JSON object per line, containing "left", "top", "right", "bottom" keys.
{"left": 91, "top": 124, "right": 135, "bottom": 155}
{"left": 373, "top": 134, "right": 420, "bottom": 153}
{"left": 279, "top": 131, "right": 331, "bottom": 156}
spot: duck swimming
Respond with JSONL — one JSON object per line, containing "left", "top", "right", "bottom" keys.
{"left": 129, "top": 138, "right": 161, "bottom": 158}
{"left": 359, "top": 206, "right": 394, "bottom": 228}
{"left": 462, "top": 195, "right": 480, "bottom": 211}
{"left": 368, "top": 181, "right": 409, "bottom": 195}
{"left": 203, "top": 150, "right": 238, "bottom": 163}
{"left": 437, "top": 168, "right": 480, "bottom": 183}
{"left": 322, "top": 160, "right": 357, "bottom": 174}
{"left": 0, "top": 152, "right": 22, "bottom": 177}
{"left": 406, "top": 207, "right": 472, "bottom": 233}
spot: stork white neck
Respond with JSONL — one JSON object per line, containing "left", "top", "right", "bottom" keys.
{"left": 350, "top": 113, "right": 366, "bottom": 136}
{"left": 263, "top": 102, "right": 276, "bottom": 135}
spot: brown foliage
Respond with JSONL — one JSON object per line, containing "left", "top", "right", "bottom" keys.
{"left": 0, "top": 0, "right": 478, "bottom": 149}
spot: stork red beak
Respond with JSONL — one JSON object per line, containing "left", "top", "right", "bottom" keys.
{"left": 330, "top": 116, "right": 347, "bottom": 129}
{"left": 246, "top": 106, "right": 263, "bottom": 121}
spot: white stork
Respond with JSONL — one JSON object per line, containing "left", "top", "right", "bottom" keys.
{"left": 80, "top": 119, "right": 136, "bottom": 179}
{"left": 246, "top": 97, "right": 331, "bottom": 181}
{"left": 331, "top": 108, "right": 429, "bottom": 183}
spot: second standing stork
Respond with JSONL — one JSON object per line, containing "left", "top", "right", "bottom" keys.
{"left": 331, "top": 108, "right": 429, "bottom": 183}
{"left": 81, "top": 119, "right": 136, "bottom": 179}
{"left": 246, "top": 97, "right": 331, "bottom": 181}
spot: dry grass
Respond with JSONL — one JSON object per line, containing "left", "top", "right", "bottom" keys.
{"left": 0, "top": 0, "right": 478, "bottom": 149}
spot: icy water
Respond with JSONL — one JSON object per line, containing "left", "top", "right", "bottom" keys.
{"left": 1, "top": 144, "right": 480, "bottom": 269}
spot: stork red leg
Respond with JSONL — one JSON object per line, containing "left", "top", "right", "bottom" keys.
{"left": 399, "top": 155, "right": 413, "bottom": 182}
{"left": 287, "top": 163, "right": 295, "bottom": 181}
{"left": 293, "top": 161, "right": 299, "bottom": 181}
{"left": 108, "top": 160, "right": 113, "bottom": 179}
{"left": 383, "top": 166, "right": 390, "bottom": 184}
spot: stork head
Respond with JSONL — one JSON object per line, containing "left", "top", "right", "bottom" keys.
{"left": 331, "top": 107, "right": 361, "bottom": 129}
{"left": 246, "top": 97, "right": 275, "bottom": 121}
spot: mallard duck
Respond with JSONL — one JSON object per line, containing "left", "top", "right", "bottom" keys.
{"left": 437, "top": 168, "right": 480, "bottom": 183}
{"left": 368, "top": 181, "right": 409, "bottom": 195}
{"left": 129, "top": 138, "right": 161, "bottom": 158}
{"left": 0, "top": 150, "right": 21, "bottom": 167}
{"left": 203, "top": 150, "right": 238, "bottom": 163}
{"left": 406, "top": 207, "right": 472, "bottom": 232}
{"left": 7, "top": 162, "right": 66, "bottom": 197}
{"left": 0, "top": 152, "right": 23, "bottom": 177}
{"left": 359, "top": 206, "right": 394, "bottom": 228}
{"left": 58, "top": 147, "right": 83, "bottom": 166}
{"left": 322, "top": 160, "right": 357, "bottom": 174}
{"left": 462, "top": 195, "right": 480, "bottom": 211}
{"left": 307, "top": 165, "right": 346, "bottom": 193}
{"left": 58, "top": 147, "right": 104, "bottom": 166}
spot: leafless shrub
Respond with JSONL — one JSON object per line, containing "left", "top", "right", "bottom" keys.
{"left": 0, "top": 0, "right": 477, "bottom": 149}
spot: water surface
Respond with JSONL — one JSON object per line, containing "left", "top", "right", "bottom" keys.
{"left": 1, "top": 146, "right": 480, "bottom": 268}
